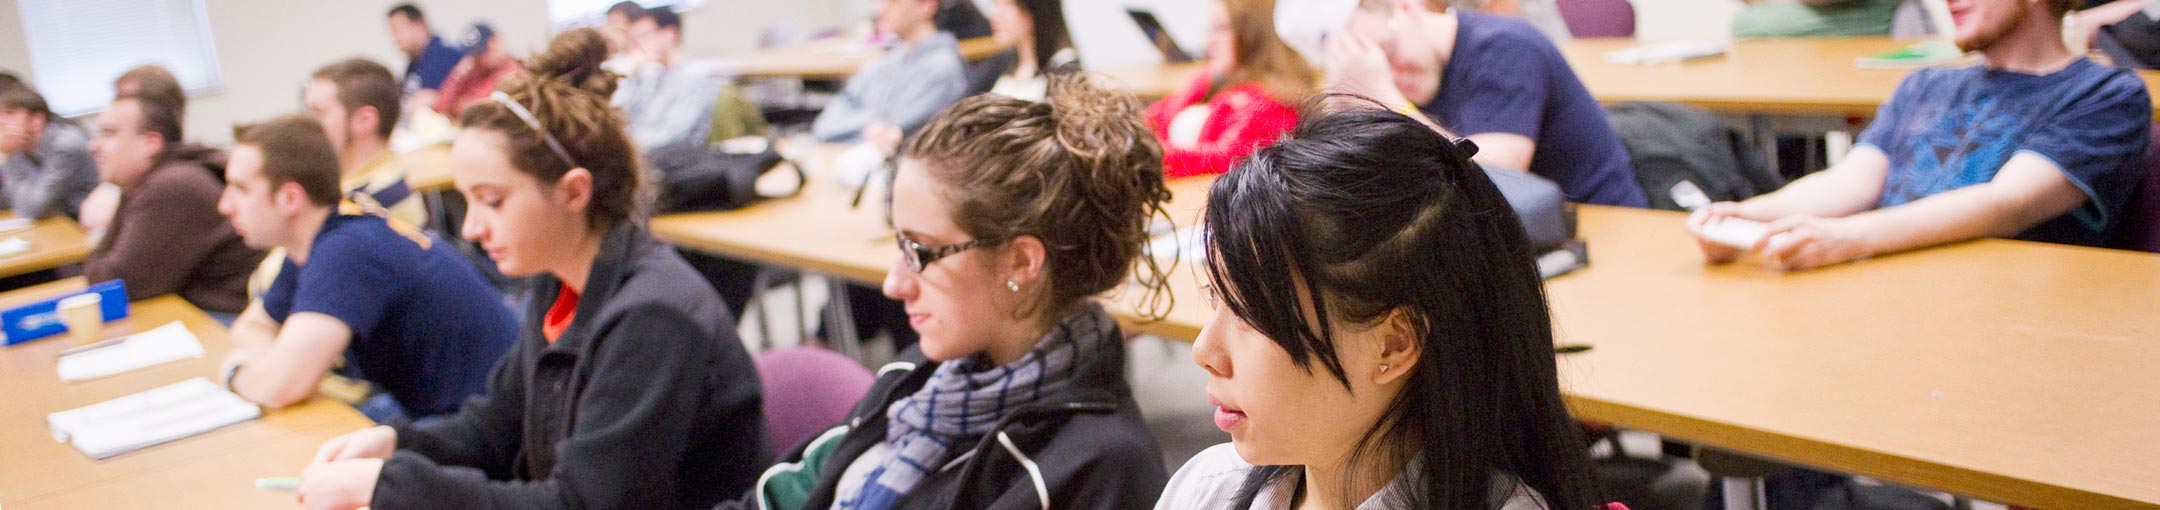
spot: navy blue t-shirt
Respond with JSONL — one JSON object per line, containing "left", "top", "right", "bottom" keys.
{"left": 263, "top": 214, "right": 516, "bottom": 417}
{"left": 1859, "top": 58, "right": 2151, "bottom": 247}
{"left": 403, "top": 35, "right": 463, "bottom": 94}
{"left": 1421, "top": 11, "right": 1647, "bottom": 207}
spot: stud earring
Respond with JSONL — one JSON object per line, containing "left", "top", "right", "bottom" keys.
{"left": 1379, "top": 364, "right": 1391, "bottom": 374}
{"left": 1007, "top": 280, "right": 1020, "bottom": 292}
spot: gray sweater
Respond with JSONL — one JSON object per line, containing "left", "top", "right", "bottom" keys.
{"left": 0, "top": 120, "right": 99, "bottom": 219}
{"left": 810, "top": 32, "right": 968, "bottom": 142}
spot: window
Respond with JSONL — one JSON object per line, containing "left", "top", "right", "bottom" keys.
{"left": 547, "top": 0, "right": 704, "bottom": 28}
{"left": 16, "top": 0, "right": 223, "bottom": 117}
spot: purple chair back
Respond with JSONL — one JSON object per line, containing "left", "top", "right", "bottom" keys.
{"left": 1556, "top": 0, "right": 1637, "bottom": 38}
{"left": 755, "top": 347, "right": 875, "bottom": 458}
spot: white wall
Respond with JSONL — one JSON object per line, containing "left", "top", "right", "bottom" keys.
{"left": 0, "top": 0, "right": 836, "bottom": 144}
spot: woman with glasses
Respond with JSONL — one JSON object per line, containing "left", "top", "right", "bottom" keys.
{"left": 1154, "top": 102, "right": 1602, "bottom": 510}
{"left": 718, "top": 72, "right": 1172, "bottom": 510}
{"left": 294, "top": 28, "right": 767, "bottom": 510}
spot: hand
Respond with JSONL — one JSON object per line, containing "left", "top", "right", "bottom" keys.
{"left": 313, "top": 425, "right": 398, "bottom": 464}
{"left": 1322, "top": 33, "right": 1408, "bottom": 108}
{"left": 1759, "top": 215, "right": 1873, "bottom": 271}
{"left": 77, "top": 184, "right": 120, "bottom": 233}
{"left": 865, "top": 123, "right": 904, "bottom": 156}
{"left": 296, "top": 458, "right": 383, "bottom": 510}
{"left": 1684, "top": 202, "right": 1753, "bottom": 264}
{"left": 0, "top": 123, "right": 28, "bottom": 154}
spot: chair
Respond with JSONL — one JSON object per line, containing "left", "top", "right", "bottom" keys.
{"left": 1555, "top": 0, "right": 1636, "bottom": 38}
{"left": 2108, "top": 125, "right": 2160, "bottom": 253}
{"left": 754, "top": 347, "right": 875, "bottom": 458}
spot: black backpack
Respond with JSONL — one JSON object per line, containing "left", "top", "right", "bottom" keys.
{"left": 644, "top": 140, "right": 805, "bottom": 214}
{"left": 1607, "top": 102, "right": 1785, "bottom": 211}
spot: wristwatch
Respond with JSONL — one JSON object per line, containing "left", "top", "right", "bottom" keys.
{"left": 222, "top": 363, "right": 245, "bottom": 392}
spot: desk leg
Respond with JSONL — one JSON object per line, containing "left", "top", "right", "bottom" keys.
{"left": 746, "top": 268, "right": 781, "bottom": 351}
{"left": 1750, "top": 115, "right": 1779, "bottom": 171}
{"left": 823, "top": 278, "right": 861, "bottom": 361}
{"left": 1722, "top": 478, "right": 1767, "bottom": 510}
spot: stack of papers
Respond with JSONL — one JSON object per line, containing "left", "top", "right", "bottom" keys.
{"left": 0, "top": 236, "right": 30, "bottom": 257}
{"left": 1605, "top": 40, "right": 1729, "bottom": 65}
{"left": 47, "top": 377, "right": 262, "bottom": 459}
{"left": 55, "top": 321, "right": 204, "bottom": 382}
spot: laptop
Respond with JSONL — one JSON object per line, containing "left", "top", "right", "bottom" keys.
{"left": 1127, "top": 7, "right": 1196, "bottom": 63}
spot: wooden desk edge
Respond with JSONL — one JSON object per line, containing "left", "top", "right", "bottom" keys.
{"left": 1568, "top": 385, "right": 2157, "bottom": 509}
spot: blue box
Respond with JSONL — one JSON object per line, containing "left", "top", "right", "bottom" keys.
{"left": 0, "top": 280, "right": 130, "bottom": 346}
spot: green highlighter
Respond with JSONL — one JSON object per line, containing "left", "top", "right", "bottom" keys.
{"left": 254, "top": 476, "right": 300, "bottom": 491}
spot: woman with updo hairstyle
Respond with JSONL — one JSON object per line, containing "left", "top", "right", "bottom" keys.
{"left": 295, "top": 28, "right": 767, "bottom": 510}
{"left": 718, "top": 72, "right": 1173, "bottom": 510}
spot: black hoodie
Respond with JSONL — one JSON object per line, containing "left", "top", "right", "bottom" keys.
{"left": 375, "top": 224, "right": 769, "bottom": 509}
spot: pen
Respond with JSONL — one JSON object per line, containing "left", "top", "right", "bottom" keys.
{"left": 1554, "top": 343, "right": 1593, "bottom": 354}
{"left": 59, "top": 337, "right": 127, "bottom": 357}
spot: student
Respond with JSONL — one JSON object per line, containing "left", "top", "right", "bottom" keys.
{"left": 0, "top": 85, "right": 98, "bottom": 219}
{"left": 432, "top": 23, "right": 522, "bottom": 117}
{"left": 386, "top": 4, "right": 464, "bottom": 97}
{"left": 1443, "top": 0, "right": 1570, "bottom": 40}
{"left": 810, "top": 0, "right": 969, "bottom": 148}
{"left": 2074, "top": 0, "right": 2160, "bottom": 68}
{"left": 1146, "top": 0, "right": 1312, "bottom": 179}
{"left": 1732, "top": 0, "right": 1900, "bottom": 38}
{"left": 1331, "top": 0, "right": 1648, "bottom": 207}
{"left": 82, "top": 64, "right": 191, "bottom": 236}
{"left": 304, "top": 58, "right": 427, "bottom": 226}
{"left": 724, "top": 73, "right": 1169, "bottom": 510}
{"left": 973, "top": 0, "right": 1077, "bottom": 100}
{"left": 214, "top": 115, "right": 515, "bottom": 424}
{"left": 602, "top": 0, "right": 649, "bottom": 68}
{"left": 1155, "top": 101, "right": 1599, "bottom": 510}
{"left": 84, "top": 95, "right": 262, "bottom": 315}
{"left": 294, "top": 29, "right": 766, "bottom": 510}
{"left": 1688, "top": 0, "right": 2147, "bottom": 271}
{"left": 616, "top": 7, "right": 725, "bottom": 149}
{"left": 113, "top": 64, "right": 187, "bottom": 116}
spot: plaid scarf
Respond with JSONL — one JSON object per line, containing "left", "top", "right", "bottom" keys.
{"left": 834, "top": 304, "right": 1113, "bottom": 510}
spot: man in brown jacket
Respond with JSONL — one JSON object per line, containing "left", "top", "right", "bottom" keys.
{"left": 85, "top": 95, "right": 262, "bottom": 315}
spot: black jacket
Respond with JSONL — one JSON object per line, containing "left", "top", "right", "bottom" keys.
{"left": 723, "top": 309, "right": 1167, "bottom": 510}
{"left": 377, "top": 225, "right": 769, "bottom": 510}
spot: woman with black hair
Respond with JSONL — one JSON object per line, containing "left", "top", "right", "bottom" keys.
{"left": 1155, "top": 101, "right": 1602, "bottom": 510}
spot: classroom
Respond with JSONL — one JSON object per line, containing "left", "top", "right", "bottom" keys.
{"left": 0, "top": 0, "right": 2154, "bottom": 509}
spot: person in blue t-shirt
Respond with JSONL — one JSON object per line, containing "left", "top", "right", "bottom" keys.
{"left": 1325, "top": 0, "right": 1647, "bottom": 207}
{"left": 387, "top": 4, "right": 464, "bottom": 98}
{"left": 214, "top": 114, "right": 516, "bottom": 424}
{"left": 1689, "top": 0, "right": 2146, "bottom": 271}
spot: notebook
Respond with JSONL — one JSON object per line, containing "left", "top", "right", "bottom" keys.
{"left": 55, "top": 321, "right": 205, "bottom": 382}
{"left": 47, "top": 377, "right": 262, "bottom": 459}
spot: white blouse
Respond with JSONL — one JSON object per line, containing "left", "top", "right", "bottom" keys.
{"left": 1153, "top": 443, "right": 1550, "bottom": 510}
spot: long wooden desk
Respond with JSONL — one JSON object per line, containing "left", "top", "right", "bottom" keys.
{"left": 0, "top": 215, "right": 92, "bottom": 280}
{"left": 716, "top": 36, "right": 1007, "bottom": 81}
{"left": 652, "top": 156, "right": 2160, "bottom": 508}
{"left": 0, "top": 279, "right": 372, "bottom": 509}
{"left": 1104, "top": 37, "right": 2160, "bottom": 117}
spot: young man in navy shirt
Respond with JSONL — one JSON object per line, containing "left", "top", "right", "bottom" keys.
{"left": 1327, "top": 0, "right": 1648, "bottom": 207}
{"left": 1689, "top": 0, "right": 2148, "bottom": 270}
{"left": 387, "top": 4, "right": 463, "bottom": 99}
{"left": 215, "top": 115, "right": 516, "bottom": 424}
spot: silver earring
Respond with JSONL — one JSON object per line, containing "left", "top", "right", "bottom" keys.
{"left": 1379, "top": 364, "right": 1391, "bottom": 374}
{"left": 1007, "top": 280, "right": 1020, "bottom": 292}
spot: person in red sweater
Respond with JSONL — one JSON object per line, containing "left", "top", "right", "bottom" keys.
{"left": 1145, "top": 0, "right": 1314, "bottom": 179}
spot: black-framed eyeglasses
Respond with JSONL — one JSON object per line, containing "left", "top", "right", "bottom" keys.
{"left": 895, "top": 234, "right": 1004, "bottom": 273}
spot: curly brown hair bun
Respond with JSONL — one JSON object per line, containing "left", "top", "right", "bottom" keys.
{"left": 904, "top": 72, "right": 1175, "bottom": 320}
{"left": 459, "top": 27, "right": 644, "bottom": 230}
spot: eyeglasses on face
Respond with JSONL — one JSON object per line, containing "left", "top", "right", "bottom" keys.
{"left": 894, "top": 233, "right": 1005, "bottom": 273}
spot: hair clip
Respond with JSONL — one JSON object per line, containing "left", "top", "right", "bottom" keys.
{"left": 1450, "top": 137, "right": 1480, "bottom": 159}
